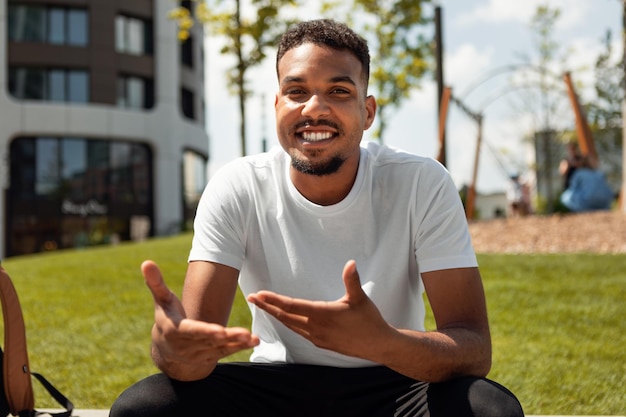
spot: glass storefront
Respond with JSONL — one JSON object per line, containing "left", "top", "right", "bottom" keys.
{"left": 6, "top": 136, "right": 153, "bottom": 256}
{"left": 182, "top": 150, "right": 207, "bottom": 230}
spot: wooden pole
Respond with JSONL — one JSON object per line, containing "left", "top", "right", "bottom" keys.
{"left": 435, "top": 6, "right": 446, "bottom": 166}
{"left": 437, "top": 86, "right": 452, "bottom": 166}
{"left": 465, "top": 115, "right": 483, "bottom": 220}
{"left": 563, "top": 72, "right": 597, "bottom": 167}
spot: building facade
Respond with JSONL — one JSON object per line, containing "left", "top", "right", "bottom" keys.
{"left": 0, "top": 0, "right": 209, "bottom": 258}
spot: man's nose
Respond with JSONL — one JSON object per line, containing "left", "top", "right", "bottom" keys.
{"left": 301, "top": 94, "right": 330, "bottom": 118}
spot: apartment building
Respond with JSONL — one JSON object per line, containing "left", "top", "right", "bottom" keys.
{"left": 0, "top": 0, "right": 209, "bottom": 257}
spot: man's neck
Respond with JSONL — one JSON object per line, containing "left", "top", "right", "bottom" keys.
{"left": 289, "top": 158, "right": 360, "bottom": 206}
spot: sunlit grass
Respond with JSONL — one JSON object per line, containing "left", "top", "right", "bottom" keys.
{"left": 476, "top": 253, "right": 625, "bottom": 415}
{"left": 1, "top": 238, "right": 624, "bottom": 414}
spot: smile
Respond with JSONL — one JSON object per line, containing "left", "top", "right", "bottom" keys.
{"left": 301, "top": 131, "right": 334, "bottom": 142}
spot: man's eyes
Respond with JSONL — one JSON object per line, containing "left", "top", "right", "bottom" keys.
{"left": 285, "top": 88, "right": 306, "bottom": 95}
{"left": 284, "top": 87, "right": 351, "bottom": 96}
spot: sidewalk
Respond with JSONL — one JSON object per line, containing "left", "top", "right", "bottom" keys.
{"left": 43, "top": 411, "right": 107, "bottom": 417}
{"left": 50, "top": 410, "right": 626, "bottom": 417}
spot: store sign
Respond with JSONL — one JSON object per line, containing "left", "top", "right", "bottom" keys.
{"left": 61, "top": 199, "right": 108, "bottom": 217}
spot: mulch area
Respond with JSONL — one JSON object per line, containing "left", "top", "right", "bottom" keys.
{"left": 468, "top": 210, "right": 626, "bottom": 254}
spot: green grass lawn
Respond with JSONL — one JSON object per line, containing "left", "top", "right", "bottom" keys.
{"left": 1, "top": 234, "right": 624, "bottom": 415}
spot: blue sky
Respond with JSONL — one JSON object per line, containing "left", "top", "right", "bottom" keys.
{"left": 204, "top": 0, "right": 622, "bottom": 194}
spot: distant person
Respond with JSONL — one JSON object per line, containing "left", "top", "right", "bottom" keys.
{"left": 560, "top": 156, "right": 614, "bottom": 212}
{"left": 558, "top": 142, "right": 583, "bottom": 191}
{"left": 110, "top": 19, "right": 524, "bottom": 417}
{"left": 506, "top": 174, "right": 529, "bottom": 217}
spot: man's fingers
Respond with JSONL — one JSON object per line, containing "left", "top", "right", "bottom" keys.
{"left": 342, "top": 259, "right": 364, "bottom": 301}
{"left": 248, "top": 292, "right": 312, "bottom": 326}
{"left": 174, "top": 321, "right": 258, "bottom": 346}
{"left": 142, "top": 260, "right": 174, "bottom": 307}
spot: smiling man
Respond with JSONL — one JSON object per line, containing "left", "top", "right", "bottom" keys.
{"left": 110, "top": 19, "right": 524, "bottom": 417}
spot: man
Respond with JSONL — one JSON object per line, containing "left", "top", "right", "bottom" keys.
{"left": 110, "top": 19, "right": 524, "bottom": 416}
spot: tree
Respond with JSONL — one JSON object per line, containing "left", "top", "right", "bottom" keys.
{"left": 586, "top": 28, "right": 624, "bottom": 188}
{"left": 588, "top": 30, "right": 623, "bottom": 131}
{"left": 322, "top": 0, "right": 432, "bottom": 143}
{"left": 528, "top": 5, "right": 565, "bottom": 132}
{"left": 170, "top": 0, "right": 299, "bottom": 156}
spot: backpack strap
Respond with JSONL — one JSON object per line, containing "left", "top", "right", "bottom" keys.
{"left": 0, "top": 265, "right": 35, "bottom": 416}
{"left": 31, "top": 372, "right": 74, "bottom": 417}
{"left": 0, "top": 266, "right": 73, "bottom": 417}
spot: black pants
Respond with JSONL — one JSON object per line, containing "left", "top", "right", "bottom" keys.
{"left": 110, "top": 363, "right": 524, "bottom": 417}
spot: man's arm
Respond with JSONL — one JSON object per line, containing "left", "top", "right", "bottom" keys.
{"left": 146, "top": 260, "right": 259, "bottom": 381}
{"left": 248, "top": 261, "right": 490, "bottom": 383}
{"left": 381, "top": 266, "right": 492, "bottom": 382}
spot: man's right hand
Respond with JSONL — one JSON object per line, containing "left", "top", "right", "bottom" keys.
{"left": 142, "top": 260, "right": 259, "bottom": 381}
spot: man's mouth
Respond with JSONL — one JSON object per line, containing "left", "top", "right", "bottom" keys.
{"left": 301, "top": 131, "right": 334, "bottom": 142}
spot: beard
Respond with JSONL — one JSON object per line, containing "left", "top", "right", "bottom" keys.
{"left": 290, "top": 153, "right": 345, "bottom": 176}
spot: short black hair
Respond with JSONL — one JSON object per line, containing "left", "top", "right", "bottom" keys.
{"left": 276, "top": 19, "right": 370, "bottom": 87}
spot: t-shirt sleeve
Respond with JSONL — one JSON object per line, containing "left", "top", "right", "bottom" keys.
{"left": 187, "top": 162, "right": 248, "bottom": 271}
{"left": 413, "top": 159, "right": 478, "bottom": 273}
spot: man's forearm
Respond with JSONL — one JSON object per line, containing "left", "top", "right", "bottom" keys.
{"left": 372, "top": 327, "right": 492, "bottom": 383}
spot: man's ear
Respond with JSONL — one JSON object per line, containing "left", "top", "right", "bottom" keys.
{"left": 363, "top": 95, "right": 377, "bottom": 130}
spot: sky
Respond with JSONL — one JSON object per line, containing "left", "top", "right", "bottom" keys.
{"left": 203, "top": 0, "right": 622, "bottom": 194}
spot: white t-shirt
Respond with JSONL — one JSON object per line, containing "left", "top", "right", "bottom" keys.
{"left": 189, "top": 142, "right": 477, "bottom": 367}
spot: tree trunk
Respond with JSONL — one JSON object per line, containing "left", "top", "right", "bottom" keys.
{"left": 235, "top": 0, "right": 247, "bottom": 156}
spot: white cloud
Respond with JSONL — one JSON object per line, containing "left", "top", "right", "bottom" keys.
{"left": 457, "top": 0, "right": 592, "bottom": 29}
{"left": 445, "top": 43, "right": 494, "bottom": 88}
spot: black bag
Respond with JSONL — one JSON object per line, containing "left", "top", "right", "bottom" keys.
{"left": 0, "top": 265, "right": 74, "bottom": 417}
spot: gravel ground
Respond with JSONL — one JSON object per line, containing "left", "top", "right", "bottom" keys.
{"left": 468, "top": 210, "right": 626, "bottom": 254}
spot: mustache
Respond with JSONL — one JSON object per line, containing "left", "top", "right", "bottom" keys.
{"left": 294, "top": 119, "right": 339, "bottom": 130}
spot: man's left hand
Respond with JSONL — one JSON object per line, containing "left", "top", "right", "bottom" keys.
{"left": 247, "top": 260, "right": 395, "bottom": 360}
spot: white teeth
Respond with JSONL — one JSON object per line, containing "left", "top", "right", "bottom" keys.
{"left": 302, "top": 131, "right": 333, "bottom": 141}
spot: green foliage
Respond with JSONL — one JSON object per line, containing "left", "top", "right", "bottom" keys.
{"left": 585, "top": 30, "right": 623, "bottom": 189}
{"left": 1, "top": 239, "right": 625, "bottom": 414}
{"left": 529, "top": 5, "right": 561, "bottom": 63}
{"left": 170, "top": 0, "right": 300, "bottom": 156}
{"left": 589, "top": 29, "right": 624, "bottom": 129}
{"left": 199, "top": 0, "right": 298, "bottom": 93}
{"left": 322, "top": 0, "right": 433, "bottom": 142}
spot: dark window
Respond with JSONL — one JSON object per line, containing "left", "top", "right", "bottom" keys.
{"left": 68, "top": 70, "right": 89, "bottom": 102}
{"left": 48, "top": 69, "right": 66, "bottom": 101}
{"left": 67, "top": 9, "right": 88, "bottom": 46}
{"left": 9, "top": 67, "right": 46, "bottom": 100}
{"left": 182, "top": 149, "right": 207, "bottom": 228}
{"left": 181, "top": 88, "right": 195, "bottom": 120}
{"left": 8, "top": 4, "right": 45, "bottom": 42}
{"left": 9, "top": 137, "right": 36, "bottom": 199}
{"left": 115, "top": 15, "right": 153, "bottom": 55}
{"left": 110, "top": 142, "right": 133, "bottom": 203}
{"left": 8, "top": 4, "right": 88, "bottom": 46}
{"left": 181, "top": 35, "right": 194, "bottom": 68}
{"left": 181, "top": 1, "right": 192, "bottom": 10}
{"left": 48, "top": 8, "right": 65, "bottom": 44}
{"left": 61, "top": 139, "right": 87, "bottom": 200}
{"left": 9, "top": 67, "right": 89, "bottom": 103}
{"left": 10, "top": 137, "right": 152, "bottom": 203}
{"left": 182, "top": 149, "right": 207, "bottom": 209}
{"left": 7, "top": 136, "right": 153, "bottom": 256}
{"left": 117, "top": 75, "right": 154, "bottom": 109}
{"left": 35, "top": 138, "right": 60, "bottom": 196}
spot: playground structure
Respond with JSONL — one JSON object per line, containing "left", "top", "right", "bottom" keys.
{"left": 437, "top": 71, "right": 607, "bottom": 220}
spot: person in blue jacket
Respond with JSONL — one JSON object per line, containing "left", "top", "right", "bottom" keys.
{"left": 560, "top": 156, "right": 615, "bottom": 212}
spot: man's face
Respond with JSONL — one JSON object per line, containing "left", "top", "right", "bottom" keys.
{"left": 275, "top": 43, "right": 376, "bottom": 176}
